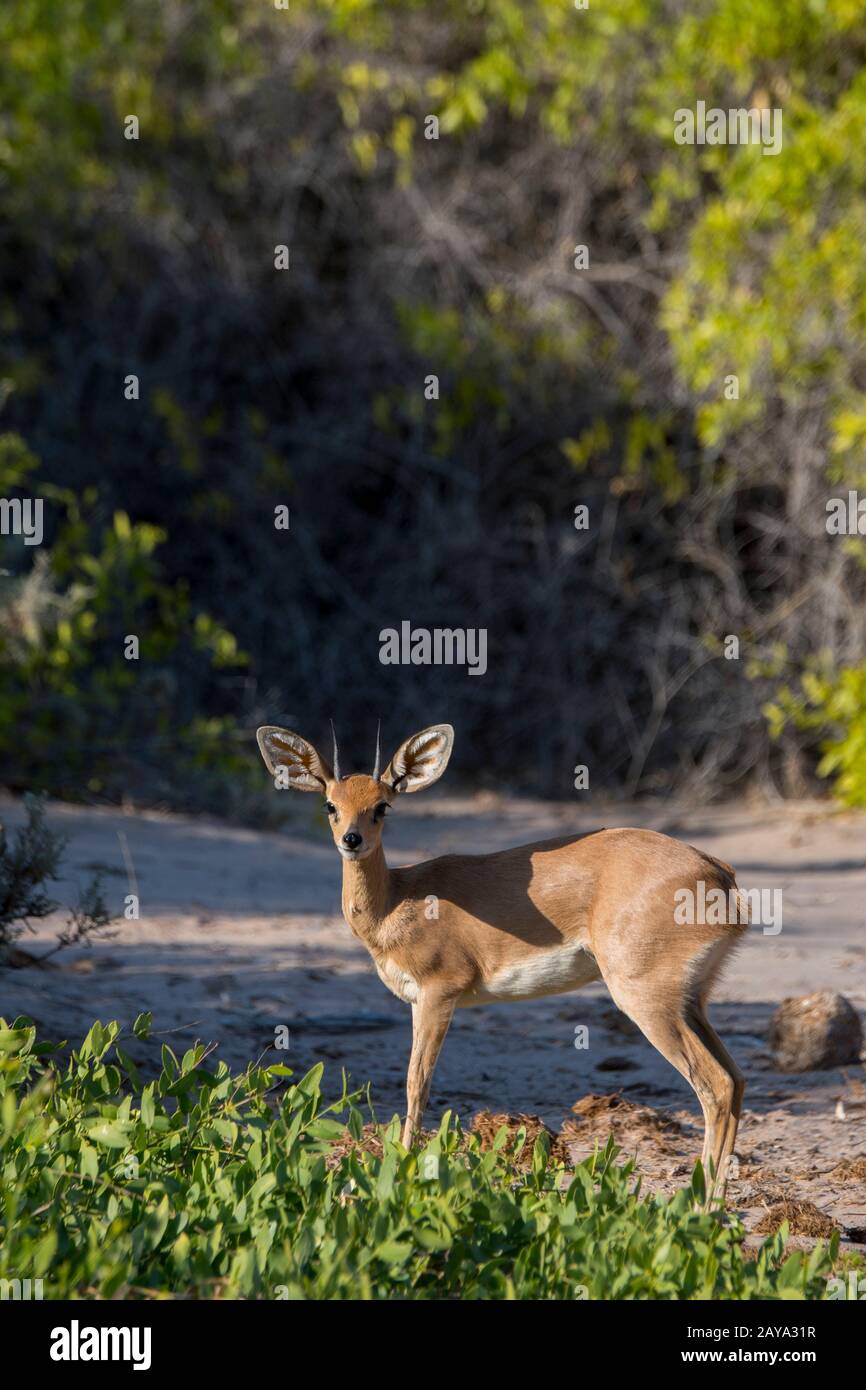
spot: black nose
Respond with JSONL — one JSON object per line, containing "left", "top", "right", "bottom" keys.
{"left": 342, "top": 832, "right": 362, "bottom": 850}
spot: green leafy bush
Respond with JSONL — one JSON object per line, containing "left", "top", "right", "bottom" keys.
{"left": 764, "top": 662, "right": 866, "bottom": 807}
{"left": 0, "top": 1018, "right": 838, "bottom": 1299}
{"left": 0, "top": 440, "right": 259, "bottom": 811}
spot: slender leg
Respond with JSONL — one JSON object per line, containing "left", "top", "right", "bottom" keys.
{"left": 597, "top": 974, "right": 743, "bottom": 1206}
{"left": 401, "top": 993, "right": 455, "bottom": 1148}
{"left": 686, "top": 1002, "right": 744, "bottom": 1196}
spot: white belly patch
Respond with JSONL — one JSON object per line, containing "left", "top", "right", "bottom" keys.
{"left": 375, "top": 958, "right": 420, "bottom": 1004}
{"left": 465, "top": 941, "right": 600, "bottom": 1005}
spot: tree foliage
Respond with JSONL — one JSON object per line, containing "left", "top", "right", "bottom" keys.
{"left": 2, "top": 1, "right": 865, "bottom": 801}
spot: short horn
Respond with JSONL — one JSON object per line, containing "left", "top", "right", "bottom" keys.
{"left": 330, "top": 719, "right": 341, "bottom": 781}
{"left": 372, "top": 719, "right": 381, "bottom": 781}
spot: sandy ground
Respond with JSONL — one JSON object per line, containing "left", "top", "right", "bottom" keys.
{"left": 2, "top": 791, "right": 864, "bottom": 1250}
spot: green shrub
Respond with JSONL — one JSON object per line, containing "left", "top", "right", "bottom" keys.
{"left": 764, "top": 662, "right": 866, "bottom": 807}
{"left": 0, "top": 439, "right": 259, "bottom": 811}
{"left": 0, "top": 1018, "right": 838, "bottom": 1300}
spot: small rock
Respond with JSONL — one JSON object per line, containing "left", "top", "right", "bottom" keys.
{"left": 768, "top": 991, "right": 863, "bottom": 1072}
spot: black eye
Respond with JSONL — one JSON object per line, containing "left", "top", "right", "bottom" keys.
{"left": 325, "top": 801, "right": 336, "bottom": 816}
{"left": 373, "top": 802, "right": 390, "bottom": 820}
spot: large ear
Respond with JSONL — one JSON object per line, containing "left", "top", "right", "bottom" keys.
{"left": 382, "top": 724, "right": 454, "bottom": 794}
{"left": 256, "top": 727, "right": 332, "bottom": 791}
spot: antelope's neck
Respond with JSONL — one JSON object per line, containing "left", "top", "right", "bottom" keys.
{"left": 341, "top": 844, "right": 391, "bottom": 945}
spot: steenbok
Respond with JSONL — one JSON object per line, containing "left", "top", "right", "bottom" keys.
{"left": 257, "top": 722, "right": 746, "bottom": 1196}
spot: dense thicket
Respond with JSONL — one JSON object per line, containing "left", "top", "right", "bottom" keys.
{"left": 2, "top": 0, "right": 866, "bottom": 808}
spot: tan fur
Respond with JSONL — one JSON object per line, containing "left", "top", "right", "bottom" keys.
{"left": 257, "top": 724, "right": 746, "bottom": 1201}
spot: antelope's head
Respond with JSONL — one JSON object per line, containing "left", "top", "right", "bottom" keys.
{"left": 255, "top": 723, "right": 454, "bottom": 861}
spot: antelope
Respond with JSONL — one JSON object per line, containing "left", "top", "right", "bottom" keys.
{"left": 256, "top": 722, "right": 746, "bottom": 1196}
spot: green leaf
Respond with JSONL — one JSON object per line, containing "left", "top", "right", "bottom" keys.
{"left": 140, "top": 1083, "right": 156, "bottom": 1128}
{"left": 375, "top": 1239, "right": 413, "bottom": 1266}
{"left": 0, "top": 1028, "right": 35, "bottom": 1055}
{"left": 79, "top": 1141, "right": 99, "bottom": 1181}
{"left": 86, "top": 1120, "right": 133, "bottom": 1149}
